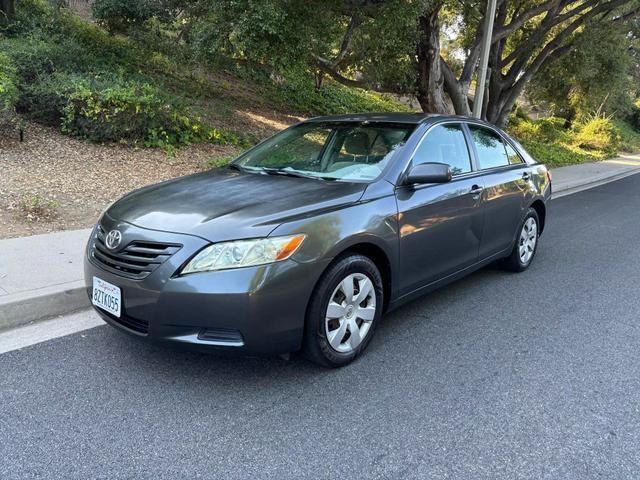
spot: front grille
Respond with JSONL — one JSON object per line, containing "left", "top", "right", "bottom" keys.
{"left": 91, "top": 225, "right": 182, "bottom": 279}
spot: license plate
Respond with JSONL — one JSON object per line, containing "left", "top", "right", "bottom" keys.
{"left": 92, "top": 276, "right": 121, "bottom": 317}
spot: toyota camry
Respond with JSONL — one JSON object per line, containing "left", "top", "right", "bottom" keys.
{"left": 85, "top": 113, "right": 551, "bottom": 367}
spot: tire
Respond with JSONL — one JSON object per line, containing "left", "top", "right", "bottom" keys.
{"left": 503, "top": 207, "right": 540, "bottom": 272}
{"left": 303, "top": 254, "right": 383, "bottom": 368}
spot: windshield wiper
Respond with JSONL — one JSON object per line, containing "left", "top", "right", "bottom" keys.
{"left": 260, "top": 167, "right": 336, "bottom": 181}
{"left": 227, "top": 163, "right": 245, "bottom": 172}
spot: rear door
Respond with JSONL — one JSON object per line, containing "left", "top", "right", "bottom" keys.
{"left": 396, "top": 123, "right": 485, "bottom": 295}
{"left": 466, "top": 124, "right": 530, "bottom": 259}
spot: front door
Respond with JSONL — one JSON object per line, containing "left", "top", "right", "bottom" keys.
{"left": 396, "top": 123, "right": 484, "bottom": 296}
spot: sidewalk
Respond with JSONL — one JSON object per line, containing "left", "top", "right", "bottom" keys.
{"left": 1, "top": 155, "right": 640, "bottom": 331}
{"left": 0, "top": 229, "right": 91, "bottom": 329}
{"left": 551, "top": 153, "right": 640, "bottom": 197}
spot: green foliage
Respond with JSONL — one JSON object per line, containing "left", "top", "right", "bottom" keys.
{"left": 0, "top": 0, "right": 242, "bottom": 148}
{"left": 59, "top": 75, "right": 186, "bottom": 144}
{"left": 573, "top": 116, "right": 621, "bottom": 153}
{"left": 614, "top": 118, "right": 640, "bottom": 152}
{"left": 92, "top": 0, "right": 164, "bottom": 33}
{"left": 519, "top": 140, "right": 602, "bottom": 168}
{"left": 187, "top": 0, "right": 419, "bottom": 94}
{"left": 627, "top": 101, "right": 640, "bottom": 131}
{"left": 0, "top": 52, "right": 18, "bottom": 122}
{"left": 527, "top": 25, "right": 637, "bottom": 120}
{"left": 265, "top": 70, "right": 412, "bottom": 116}
{"left": 508, "top": 116, "right": 569, "bottom": 144}
{"left": 535, "top": 117, "right": 570, "bottom": 142}
{"left": 509, "top": 114, "right": 622, "bottom": 167}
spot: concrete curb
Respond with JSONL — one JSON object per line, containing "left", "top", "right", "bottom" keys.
{"left": 0, "top": 281, "right": 88, "bottom": 331}
{"left": 552, "top": 168, "right": 640, "bottom": 199}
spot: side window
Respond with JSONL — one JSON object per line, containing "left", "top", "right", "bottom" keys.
{"left": 469, "top": 125, "right": 509, "bottom": 169}
{"left": 413, "top": 124, "right": 471, "bottom": 175}
{"left": 505, "top": 141, "right": 524, "bottom": 165}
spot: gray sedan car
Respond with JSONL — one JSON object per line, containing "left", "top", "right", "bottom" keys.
{"left": 85, "top": 114, "right": 551, "bottom": 367}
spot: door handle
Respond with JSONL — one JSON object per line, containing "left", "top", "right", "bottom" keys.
{"left": 522, "top": 171, "right": 531, "bottom": 180}
{"left": 469, "top": 185, "right": 484, "bottom": 195}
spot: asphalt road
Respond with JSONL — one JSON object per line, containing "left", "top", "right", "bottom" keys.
{"left": 2, "top": 175, "right": 640, "bottom": 479}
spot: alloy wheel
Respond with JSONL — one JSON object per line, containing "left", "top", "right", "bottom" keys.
{"left": 324, "top": 273, "right": 376, "bottom": 354}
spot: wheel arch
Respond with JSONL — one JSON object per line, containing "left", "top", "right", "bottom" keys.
{"left": 312, "top": 240, "right": 394, "bottom": 314}
{"left": 530, "top": 199, "right": 546, "bottom": 234}
{"left": 338, "top": 242, "right": 393, "bottom": 312}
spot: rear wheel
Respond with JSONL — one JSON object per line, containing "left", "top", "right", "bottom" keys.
{"left": 303, "top": 254, "right": 383, "bottom": 368}
{"left": 503, "top": 208, "right": 540, "bottom": 272}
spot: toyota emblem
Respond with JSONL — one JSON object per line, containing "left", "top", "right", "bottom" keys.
{"left": 105, "top": 229, "right": 122, "bottom": 250}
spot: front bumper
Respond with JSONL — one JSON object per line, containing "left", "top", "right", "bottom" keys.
{"left": 85, "top": 217, "right": 330, "bottom": 355}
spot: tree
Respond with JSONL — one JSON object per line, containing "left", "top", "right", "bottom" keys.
{"left": 311, "top": 0, "right": 640, "bottom": 126}
{"left": 135, "top": 0, "right": 640, "bottom": 126}
{"left": 526, "top": 23, "right": 638, "bottom": 119}
{"left": 0, "top": 0, "right": 15, "bottom": 24}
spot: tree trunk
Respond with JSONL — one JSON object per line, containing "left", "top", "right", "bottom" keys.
{"left": 416, "top": 6, "right": 449, "bottom": 114}
{"left": 0, "top": 0, "right": 15, "bottom": 24}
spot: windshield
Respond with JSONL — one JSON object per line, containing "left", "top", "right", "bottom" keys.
{"left": 234, "top": 122, "right": 415, "bottom": 182}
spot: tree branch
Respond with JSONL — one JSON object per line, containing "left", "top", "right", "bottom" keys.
{"left": 492, "top": 0, "right": 561, "bottom": 42}
{"left": 440, "top": 57, "right": 472, "bottom": 115}
{"left": 313, "top": 54, "right": 407, "bottom": 94}
{"left": 334, "top": 14, "right": 360, "bottom": 66}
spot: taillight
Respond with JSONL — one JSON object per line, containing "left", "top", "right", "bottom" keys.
{"left": 547, "top": 170, "right": 552, "bottom": 183}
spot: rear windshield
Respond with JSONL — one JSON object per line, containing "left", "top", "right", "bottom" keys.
{"left": 235, "top": 122, "right": 416, "bottom": 182}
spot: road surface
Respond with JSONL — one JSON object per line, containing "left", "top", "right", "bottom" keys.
{"left": 2, "top": 175, "right": 640, "bottom": 479}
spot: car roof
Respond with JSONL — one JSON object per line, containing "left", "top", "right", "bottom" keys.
{"left": 304, "top": 113, "right": 499, "bottom": 128}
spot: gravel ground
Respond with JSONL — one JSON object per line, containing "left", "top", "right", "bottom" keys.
{"left": 0, "top": 122, "right": 242, "bottom": 239}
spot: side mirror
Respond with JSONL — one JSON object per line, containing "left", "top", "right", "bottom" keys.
{"left": 404, "top": 162, "right": 452, "bottom": 185}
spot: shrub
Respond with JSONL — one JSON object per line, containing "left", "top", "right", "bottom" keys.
{"left": 3, "top": 0, "right": 52, "bottom": 35}
{"left": 535, "top": 117, "right": 569, "bottom": 142}
{"left": 57, "top": 75, "right": 237, "bottom": 147}
{"left": 573, "top": 117, "right": 621, "bottom": 153}
{"left": 508, "top": 118, "right": 540, "bottom": 143}
{"left": 627, "top": 101, "right": 640, "bottom": 131}
{"left": 613, "top": 118, "right": 640, "bottom": 153}
{"left": 511, "top": 104, "right": 529, "bottom": 121}
{"left": 520, "top": 140, "right": 601, "bottom": 167}
{"left": 92, "top": 0, "right": 168, "bottom": 33}
{"left": 0, "top": 52, "right": 18, "bottom": 124}
{"left": 0, "top": 3, "right": 244, "bottom": 149}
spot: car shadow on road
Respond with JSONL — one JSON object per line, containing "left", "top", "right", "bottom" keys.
{"left": 86, "top": 260, "right": 512, "bottom": 391}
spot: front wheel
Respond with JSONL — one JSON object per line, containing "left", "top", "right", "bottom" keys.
{"left": 303, "top": 254, "right": 383, "bottom": 368}
{"left": 503, "top": 208, "right": 540, "bottom": 272}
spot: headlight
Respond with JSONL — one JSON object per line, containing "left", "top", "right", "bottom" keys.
{"left": 180, "top": 234, "right": 306, "bottom": 274}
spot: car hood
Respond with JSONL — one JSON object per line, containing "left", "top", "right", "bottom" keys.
{"left": 107, "top": 169, "right": 368, "bottom": 242}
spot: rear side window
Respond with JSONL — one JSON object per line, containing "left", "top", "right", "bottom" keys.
{"left": 413, "top": 123, "right": 471, "bottom": 175}
{"left": 505, "top": 142, "right": 524, "bottom": 165}
{"left": 469, "top": 125, "right": 509, "bottom": 170}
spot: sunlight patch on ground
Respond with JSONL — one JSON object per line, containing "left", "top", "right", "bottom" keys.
{"left": 604, "top": 159, "right": 640, "bottom": 166}
{"left": 237, "top": 111, "right": 304, "bottom": 132}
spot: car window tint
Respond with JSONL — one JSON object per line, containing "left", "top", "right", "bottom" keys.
{"left": 469, "top": 125, "right": 509, "bottom": 169}
{"left": 505, "top": 141, "right": 524, "bottom": 165}
{"left": 413, "top": 124, "right": 471, "bottom": 175}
